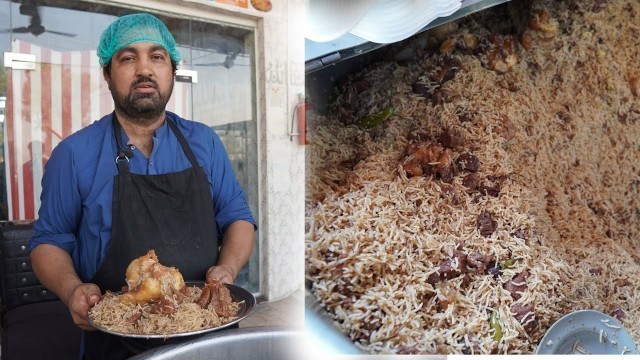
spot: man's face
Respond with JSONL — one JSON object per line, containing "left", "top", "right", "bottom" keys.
{"left": 105, "top": 42, "right": 174, "bottom": 123}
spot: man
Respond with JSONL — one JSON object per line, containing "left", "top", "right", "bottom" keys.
{"left": 29, "top": 13, "right": 256, "bottom": 359}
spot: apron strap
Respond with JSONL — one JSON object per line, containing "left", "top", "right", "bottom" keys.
{"left": 112, "top": 113, "right": 202, "bottom": 173}
{"left": 112, "top": 114, "right": 132, "bottom": 175}
{"left": 166, "top": 118, "right": 201, "bottom": 169}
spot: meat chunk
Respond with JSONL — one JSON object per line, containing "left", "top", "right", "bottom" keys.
{"left": 467, "top": 253, "right": 492, "bottom": 273}
{"left": 462, "top": 173, "right": 479, "bottom": 192}
{"left": 440, "top": 129, "right": 460, "bottom": 149}
{"left": 196, "top": 279, "right": 236, "bottom": 317}
{"left": 412, "top": 82, "right": 432, "bottom": 98}
{"left": 528, "top": 9, "right": 558, "bottom": 38}
{"left": 407, "top": 131, "right": 430, "bottom": 143}
{"left": 428, "top": 250, "right": 469, "bottom": 285}
{"left": 511, "top": 303, "right": 537, "bottom": 332}
{"left": 402, "top": 143, "right": 455, "bottom": 182}
{"left": 455, "top": 153, "right": 480, "bottom": 172}
{"left": 615, "top": 278, "right": 631, "bottom": 287}
{"left": 611, "top": 308, "right": 626, "bottom": 322}
{"left": 120, "top": 250, "right": 185, "bottom": 304}
{"left": 127, "top": 312, "right": 142, "bottom": 325}
{"left": 486, "top": 35, "right": 518, "bottom": 73}
{"left": 403, "top": 161, "right": 424, "bottom": 177}
{"left": 440, "top": 183, "right": 460, "bottom": 205}
{"left": 488, "top": 264, "right": 502, "bottom": 279}
{"left": 504, "top": 270, "right": 529, "bottom": 300}
{"left": 438, "top": 259, "right": 459, "bottom": 280}
{"left": 439, "top": 250, "right": 468, "bottom": 280}
{"left": 440, "top": 250, "right": 467, "bottom": 279}
{"left": 149, "top": 297, "right": 177, "bottom": 315}
{"left": 396, "top": 345, "right": 423, "bottom": 355}
{"left": 412, "top": 57, "right": 461, "bottom": 104}
{"left": 435, "top": 149, "right": 455, "bottom": 183}
{"left": 477, "top": 211, "right": 496, "bottom": 236}
{"left": 427, "top": 271, "right": 441, "bottom": 285}
{"left": 479, "top": 175, "right": 507, "bottom": 197}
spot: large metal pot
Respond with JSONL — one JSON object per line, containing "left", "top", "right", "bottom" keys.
{"left": 304, "top": 289, "right": 362, "bottom": 355}
{"left": 129, "top": 326, "right": 303, "bottom": 360}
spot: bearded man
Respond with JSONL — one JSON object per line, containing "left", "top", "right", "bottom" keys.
{"left": 29, "top": 13, "right": 256, "bottom": 360}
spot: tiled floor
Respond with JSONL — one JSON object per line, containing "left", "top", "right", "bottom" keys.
{"left": 240, "top": 287, "right": 305, "bottom": 329}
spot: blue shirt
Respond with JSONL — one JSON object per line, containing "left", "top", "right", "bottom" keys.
{"left": 30, "top": 111, "right": 256, "bottom": 282}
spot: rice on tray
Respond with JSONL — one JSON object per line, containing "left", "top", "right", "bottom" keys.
{"left": 89, "top": 285, "right": 240, "bottom": 335}
{"left": 305, "top": 0, "right": 640, "bottom": 354}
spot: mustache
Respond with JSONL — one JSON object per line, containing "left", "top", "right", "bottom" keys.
{"left": 131, "top": 76, "right": 159, "bottom": 89}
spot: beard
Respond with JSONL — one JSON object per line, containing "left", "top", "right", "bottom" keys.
{"left": 110, "top": 76, "right": 174, "bottom": 123}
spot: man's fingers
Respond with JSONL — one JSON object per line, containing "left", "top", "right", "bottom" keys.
{"left": 66, "top": 283, "right": 102, "bottom": 331}
{"left": 206, "top": 266, "right": 234, "bottom": 283}
{"left": 82, "top": 283, "right": 102, "bottom": 298}
{"left": 88, "top": 294, "right": 101, "bottom": 306}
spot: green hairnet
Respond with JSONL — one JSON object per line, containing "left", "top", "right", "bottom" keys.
{"left": 97, "top": 13, "right": 182, "bottom": 67}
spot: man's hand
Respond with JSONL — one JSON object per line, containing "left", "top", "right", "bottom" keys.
{"left": 31, "top": 244, "right": 102, "bottom": 331}
{"left": 65, "top": 283, "right": 102, "bottom": 331}
{"left": 206, "top": 264, "right": 235, "bottom": 284}
{"left": 207, "top": 220, "right": 255, "bottom": 285}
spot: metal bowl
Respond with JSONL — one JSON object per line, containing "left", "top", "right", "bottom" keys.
{"left": 128, "top": 326, "right": 303, "bottom": 360}
{"left": 304, "top": 288, "right": 362, "bottom": 355}
{"left": 536, "top": 310, "right": 639, "bottom": 355}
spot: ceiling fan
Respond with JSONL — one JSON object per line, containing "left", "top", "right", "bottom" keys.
{"left": 195, "top": 53, "right": 239, "bottom": 69}
{"left": 193, "top": 52, "right": 252, "bottom": 69}
{"left": 1, "top": 1, "right": 76, "bottom": 37}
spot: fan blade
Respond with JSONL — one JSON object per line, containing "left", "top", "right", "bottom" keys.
{"left": 194, "top": 62, "right": 248, "bottom": 68}
{"left": 45, "top": 29, "right": 77, "bottom": 37}
{"left": 194, "top": 63, "right": 226, "bottom": 67}
{"left": 0, "top": 27, "right": 31, "bottom": 33}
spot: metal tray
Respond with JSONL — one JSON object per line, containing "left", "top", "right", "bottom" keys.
{"left": 88, "top": 282, "right": 256, "bottom": 339}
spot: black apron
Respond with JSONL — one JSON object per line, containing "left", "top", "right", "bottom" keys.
{"left": 83, "top": 115, "right": 219, "bottom": 360}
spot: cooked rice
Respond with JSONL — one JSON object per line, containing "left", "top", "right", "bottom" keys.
{"left": 306, "top": 0, "right": 640, "bottom": 354}
{"left": 89, "top": 285, "right": 240, "bottom": 335}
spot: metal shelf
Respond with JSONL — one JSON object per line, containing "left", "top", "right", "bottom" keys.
{"left": 305, "top": 0, "right": 511, "bottom": 74}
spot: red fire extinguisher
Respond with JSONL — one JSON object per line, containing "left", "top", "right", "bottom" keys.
{"left": 292, "top": 94, "right": 312, "bottom": 145}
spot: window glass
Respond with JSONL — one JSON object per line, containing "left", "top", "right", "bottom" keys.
{"left": 188, "top": 20, "right": 259, "bottom": 291}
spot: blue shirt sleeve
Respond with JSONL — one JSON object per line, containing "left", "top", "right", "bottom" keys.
{"left": 30, "top": 141, "right": 82, "bottom": 254}
{"left": 208, "top": 130, "right": 257, "bottom": 236}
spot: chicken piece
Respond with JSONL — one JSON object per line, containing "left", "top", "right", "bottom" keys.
{"left": 119, "top": 250, "right": 185, "bottom": 304}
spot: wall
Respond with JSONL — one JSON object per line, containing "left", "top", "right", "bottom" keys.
{"left": 259, "top": 0, "right": 305, "bottom": 302}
